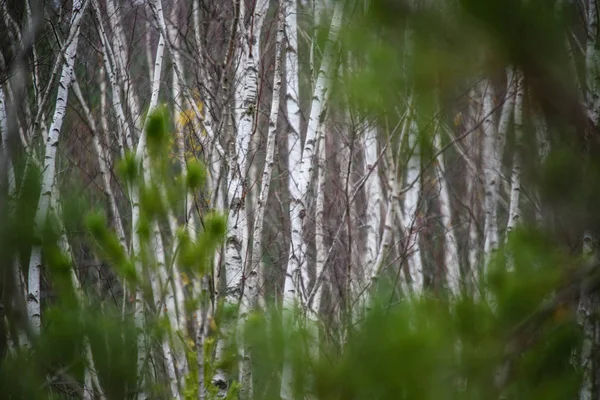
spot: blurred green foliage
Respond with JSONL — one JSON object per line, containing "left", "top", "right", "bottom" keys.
{"left": 1, "top": 1, "right": 598, "bottom": 399}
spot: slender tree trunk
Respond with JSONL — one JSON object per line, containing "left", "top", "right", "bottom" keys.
{"left": 245, "top": 0, "right": 270, "bottom": 230}
{"left": 238, "top": 2, "right": 285, "bottom": 397}
{"left": 372, "top": 118, "right": 408, "bottom": 288}
{"left": 481, "top": 80, "right": 499, "bottom": 268}
{"left": 283, "top": 0, "right": 343, "bottom": 309}
{"left": 361, "top": 122, "right": 383, "bottom": 289}
{"left": 105, "top": 0, "right": 141, "bottom": 131}
{"left": 483, "top": 69, "right": 515, "bottom": 267}
{"left": 434, "top": 118, "right": 461, "bottom": 295}
{"left": 93, "top": 0, "right": 134, "bottom": 151}
{"left": 506, "top": 71, "right": 524, "bottom": 236}
{"left": 284, "top": 0, "right": 303, "bottom": 304}
{"left": 403, "top": 105, "right": 424, "bottom": 293}
{"left": 282, "top": 4, "right": 343, "bottom": 398}
{"left": 131, "top": 26, "right": 166, "bottom": 400}
{"left": 27, "top": 0, "right": 86, "bottom": 335}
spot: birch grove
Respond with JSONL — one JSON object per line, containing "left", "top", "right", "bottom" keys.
{"left": 2, "top": 0, "right": 600, "bottom": 398}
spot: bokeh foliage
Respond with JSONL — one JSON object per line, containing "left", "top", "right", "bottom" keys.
{"left": 1, "top": 0, "right": 599, "bottom": 399}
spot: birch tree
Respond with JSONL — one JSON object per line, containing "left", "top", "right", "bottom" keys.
{"left": 403, "top": 109, "right": 424, "bottom": 293}
{"left": 283, "top": 0, "right": 343, "bottom": 309}
{"left": 238, "top": 4, "right": 286, "bottom": 395}
{"left": 27, "top": 0, "right": 87, "bottom": 335}
{"left": 506, "top": 71, "right": 524, "bottom": 235}
{"left": 434, "top": 120, "right": 461, "bottom": 295}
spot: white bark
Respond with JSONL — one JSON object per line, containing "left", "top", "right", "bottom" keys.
{"left": 372, "top": 118, "right": 408, "bottom": 286}
{"left": 285, "top": 0, "right": 303, "bottom": 287}
{"left": 279, "top": 0, "right": 304, "bottom": 390}
{"left": 506, "top": 71, "right": 524, "bottom": 235}
{"left": 285, "top": 0, "right": 302, "bottom": 143}
{"left": 281, "top": 4, "right": 343, "bottom": 399}
{"left": 223, "top": 150, "right": 249, "bottom": 307}
{"left": 244, "top": 0, "right": 269, "bottom": 221}
{"left": 27, "top": 0, "right": 85, "bottom": 334}
{"left": 92, "top": 0, "right": 134, "bottom": 151}
{"left": 283, "top": 0, "right": 343, "bottom": 309}
{"left": 310, "top": 111, "right": 329, "bottom": 320}
{"left": 434, "top": 121, "right": 461, "bottom": 295}
{"left": 403, "top": 107, "right": 424, "bottom": 293}
{"left": 105, "top": 0, "right": 142, "bottom": 129}
{"left": 239, "top": 4, "right": 285, "bottom": 395}
{"left": 483, "top": 69, "right": 515, "bottom": 264}
{"left": 481, "top": 81, "right": 499, "bottom": 265}
{"left": 224, "top": 0, "right": 269, "bottom": 309}
{"left": 130, "top": 25, "right": 166, "bottom": 400}
{"left": 168, "top": 81, "right": 194, "bottom": 393}
{"left": 362, "top": 123, "right": 383, "bottom": 286}
{"left": 214, "top": 1, "right": 267, "bottom": 391}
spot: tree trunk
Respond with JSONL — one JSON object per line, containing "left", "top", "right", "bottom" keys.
{"left": 27, "top": 0, "right": 86, "bottom": 335}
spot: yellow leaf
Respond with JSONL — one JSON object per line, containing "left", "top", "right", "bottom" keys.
{"left": 453, "top": 112, "right": 462, "bottom": 126}
{"left": 181, "top": 272, "right": 190, "bottom": 287}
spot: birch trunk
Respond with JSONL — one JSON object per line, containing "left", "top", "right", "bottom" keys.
{"left": 285, "top": 0, "right": 303, "bottom": 295}
{"left": 167, "top": 43, "right": 194, "bottom": 395}
{"left": 314, "top": 120, "right": 327, "bottom": 320}
{"left": 506, "top": 71, "right": 524, "bottom": 235}
{"left": 27, "top": 0, "right": 85, "bottom": 334}
{"left": 281, "top": 4, "right": 343, "bottom": 399}
{"left": 131, "top": 27, "right": 166, "bottom": 400}
{"left": 283, "top": 0, "right": 343, "bottom": 309}
{"left": 310, "top": 106, "right": 331, "bottom": 320}
{"left": 92, "top": 0, "right": 134, "bottom": 151}
{"left": 483, "top": 69, "right": 515, "bottom": 266}
{"left": 361, "top": 123, "right": 383, "bottom": 293}
{"left": 105, "top": 0, "right": 141, "bottom": 129}
{"left": 434, "top": 121, "right": 461, "bottom": 295}
{"left": 213, "top": 0, "right": 268, "bottom": 392}
{"left": 245, "top": 0, "right": 270, "bottom": 227}
{"left": 239, "top": 5, "right": 285, "bottom": 396}
{"left": 466, "top": 89, "right": 481, "bottom": 292}
{"left": 285, "top": 0, "right": 301, "bottom": 143}
{"left": 481, "top": 80, "right": 498, "bottom": 267}
{"left": 372, "top": 118, "right": 408, "bottom": 288}
{"left": 403, "top": 111, "right": 424, "bottom": 293}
